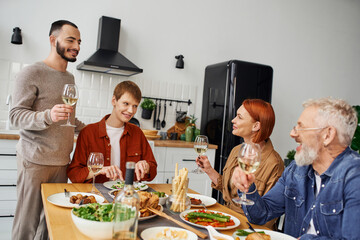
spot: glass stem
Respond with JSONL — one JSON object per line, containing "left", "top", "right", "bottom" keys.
{"left": 241, "top": 192, "right": 247, "bottom": 201}
{"left": 67, "top": 112, "right": 71, "bottom": 125}
{"left": 92, "top": 175, "right": 96, "bottom": 192}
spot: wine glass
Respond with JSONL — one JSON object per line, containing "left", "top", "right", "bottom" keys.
{"left": 61, "top": 84, "right": 79, "bottom": 127}
{"left": 232, "top": 142, "right": 261, "bottom": 205}
{"left": 192, "top": 135, "right": 208, "bottom": 174}
{"left": 87, "top": 152, "right": 104, "bottom": 193}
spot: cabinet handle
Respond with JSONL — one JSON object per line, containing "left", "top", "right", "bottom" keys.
{"left": 0, "top": 184, "right": 16, "bottom": 187}
{"left": 0, "top": 154, "right": 16, "bottom": 156}
{"left": 182, "top": 159, "right": 196, "bottom": 162}
{"left": 0, "top": 215, "right": 14, "bottom": 218}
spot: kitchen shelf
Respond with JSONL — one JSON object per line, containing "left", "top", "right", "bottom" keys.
{"left": 141, "top": 96, "right": 192, "bottom": 105}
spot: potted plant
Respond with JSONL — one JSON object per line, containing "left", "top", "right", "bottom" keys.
{"left": 351, "top": 105, "right": 360, "bottom": 153}
{"left": 284, "top": 149, "right": 296, "bottom": 167}
{"left": 140, "top": 98, "right": 156, "bottom": 119}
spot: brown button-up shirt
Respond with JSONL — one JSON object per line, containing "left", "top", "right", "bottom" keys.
{"left": 212, "top": 139, "right": 284, "bottom": 229}
{"left": 67, "top": 115, "right": 157, "bottom": 183}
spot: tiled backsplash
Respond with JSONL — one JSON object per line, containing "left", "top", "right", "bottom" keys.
{"left": 0, "top": 59, "right": 198, "bottom": 131}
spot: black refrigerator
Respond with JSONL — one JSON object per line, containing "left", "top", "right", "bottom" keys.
{"left": 200, "top": 60, "right": 273, "bottom": 201}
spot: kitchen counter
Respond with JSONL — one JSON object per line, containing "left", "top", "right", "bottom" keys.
{"left": 0, "top": 132, "right": 218, "bottom": 149}
{"left": 0, "top": 131, "right": 78, "bottom": 142}
{"left": 152, "top": 139, "right": 217, "bottom": 149}
{"left": 0, "top": 132, "right": 19, "bottom": 140}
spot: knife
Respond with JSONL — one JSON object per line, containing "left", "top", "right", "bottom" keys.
{"left": 246, "top": 222, "right": 256, "bottom": 232}
{"left": 153, "top": 100, "right": 157, "bottom": 128}
{"left": 247, "top": 222, "right": 265, "bottom": 240}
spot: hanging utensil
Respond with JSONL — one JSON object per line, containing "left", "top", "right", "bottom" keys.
{"left": 161, "top": 100, "right": 166, "bottom": 128}
{"left": 153, "top": 99, "right": 157, "bottom": 128}
{"left": 176, "top": 102, "right": 187, "bottom": 123}
{"left": 156, "top": 100, "right": 161, "bottom": 130}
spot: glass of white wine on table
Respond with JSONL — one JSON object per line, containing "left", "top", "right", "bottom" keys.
{"left": 61, "top": 83, "right": 78, "bottom": 127}
{"left": 192, "top": 135, "right": 209, "bottom": 174}
{"left": 87, "top": 152, "right": 104, "bottom": 194}
{"left": 232, "top": 142, "right": 261, "bottom": 205}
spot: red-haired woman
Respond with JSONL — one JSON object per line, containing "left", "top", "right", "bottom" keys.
{"left": 196, "top": 99, "right": 284, "bottom": 229}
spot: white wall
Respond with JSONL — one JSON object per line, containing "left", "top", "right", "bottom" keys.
{"left": 1, "top": 0, "right": 360, "bottom": 158}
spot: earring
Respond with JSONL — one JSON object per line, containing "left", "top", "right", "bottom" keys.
{"left": 323, "top": 142, "right": 327, "bottom": 147}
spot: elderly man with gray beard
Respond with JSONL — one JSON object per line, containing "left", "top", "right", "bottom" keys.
{"left": 231, "top": 97, "right": 360, "bottom": 240}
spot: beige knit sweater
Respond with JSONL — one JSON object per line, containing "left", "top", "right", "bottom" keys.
{"left": 10, "top": 61, "right": 85, "bottom": 166}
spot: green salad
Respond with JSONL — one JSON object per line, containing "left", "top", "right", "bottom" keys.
{"left": 235, "top": 229, "right": 265, "bottom": 236}
{"left": 73, "top": 203, "right": 114, "bottom": 222}
{"left": 152, "top": 191, "right": 166, "bottom": 197}
{"left": 111, "top": 181, "right": 147, "bottom": 190}
{"left": 111, "top": 181, "right": 125, "bottom": 189}
{"left": 73, "top": 203, "right": 137, "bottom": 222}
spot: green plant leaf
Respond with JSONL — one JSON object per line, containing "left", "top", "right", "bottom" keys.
{"left": 286, "top": 150, "right": 296, "bottom": 159}
{"left": 140, "top": 98, "right": 156, "bottom": 110}
{"left": 351, "top": 106, "right": 360, "bottom": 153}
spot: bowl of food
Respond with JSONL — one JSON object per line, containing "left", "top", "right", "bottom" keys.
{"left": 152, "top": 191, "right": 168, "bottom": 205}
{"left": 71, "top": 203, "right": 113, "bottom": 240}
{"left": 142, "top": 129, "right": 158, "bottom": 136}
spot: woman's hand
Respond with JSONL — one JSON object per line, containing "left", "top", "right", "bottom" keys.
{"left": 196, "top": 155, "right": 213, "bottom": 173}
{"left": 99, "top": 165, "right": 124, "bottom": 181}
{"left": 135, "top": 160, "right": 149, "bottom": 181}
{"left": 231, "top": 166, "right": 255, "bottom": 193}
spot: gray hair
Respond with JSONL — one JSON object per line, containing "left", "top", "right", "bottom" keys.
{"left": 303, "top": 97, "right": 357, "bottom": 146}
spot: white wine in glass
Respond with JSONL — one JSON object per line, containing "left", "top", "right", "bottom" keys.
{"left": 87, "top": 152, "right": 104, "bottom": 194}
{"left": 232, "top": 142, "right": 261, "bottom": 205}
{"left": 61, "top": 84, "right": 78, "bottom": 127}
{"left": 192, "top": 135, "right": 208, "bottom": 174}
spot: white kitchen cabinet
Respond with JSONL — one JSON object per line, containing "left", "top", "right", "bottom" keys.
{"left": 152, "top": 146, "right": 216, "bottom": 197}
{"left": 0, "top": 139, "right": 17, "bottom": 240}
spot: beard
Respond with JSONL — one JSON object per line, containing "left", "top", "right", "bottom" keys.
{"left": 56, "top": 41, "right": 77, "bottom": 62}
{"left": 295, "top": 143, "right": 319, "bottom": 166}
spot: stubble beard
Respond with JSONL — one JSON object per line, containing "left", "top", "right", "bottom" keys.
{"left": 56, "top": 41, "right": 77, "bottom": 62}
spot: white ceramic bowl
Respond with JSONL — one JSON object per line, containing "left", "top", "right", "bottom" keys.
{"left": 158, "top": 194, "right": 169, "bottom": 205}
{"left": 71, "top": 205, "right": 113, "bottom": 240}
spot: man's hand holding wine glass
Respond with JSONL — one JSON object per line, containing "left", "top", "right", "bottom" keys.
{"left": 231, "top": 166, "right": 256, "bottom": 193}
{"left": 232, "top": 143, "right": 261, "bottom": 205}
{"left": 50, "top": 104, "right": 74, "bottom": 122}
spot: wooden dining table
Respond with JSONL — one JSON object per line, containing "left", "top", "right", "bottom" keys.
{"left": 41, "top": 183, "right": 269, "bottom": 240}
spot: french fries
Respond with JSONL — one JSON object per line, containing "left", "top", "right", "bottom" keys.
{"left": 170, "top": 163, "right": 189, "bottom": 212}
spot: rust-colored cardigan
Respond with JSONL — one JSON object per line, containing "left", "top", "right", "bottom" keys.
{"left": 212, "top": 139, "right": 284, "bottom": 229}
{"left": 67, "top": 115, "right": 157, "bottom": 183}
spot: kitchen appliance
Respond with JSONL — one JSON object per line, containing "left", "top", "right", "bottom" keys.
{"left": 200, "top": 60, "right": 273, "bottom": 201}
{"left": 77, "top": 16, "right": 143, "bottom": 77}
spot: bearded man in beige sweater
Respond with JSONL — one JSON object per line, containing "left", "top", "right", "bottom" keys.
{"left": 10, "top": 20, "right": 85, "bottom": 240}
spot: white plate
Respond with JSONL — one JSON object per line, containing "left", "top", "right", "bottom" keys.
{"left": 188, "top": 193, "right": 217, "bottom": 207}
{"left": 232, "top": 229, "right": 297, "bottom": 240}
{"left": 103, "top": 180, "right": 148, "bottom": 191}
{"left": 47, "top": 192, "right": 105, "bottom": 208}
{"left": 180, "top": 209, "right": 240, "bottom": 230}
{"left": 139, "top": 205, "right": 163, "bottom": 221}
{"left": 140, "top": 226, "right": 197, "bottom": 240}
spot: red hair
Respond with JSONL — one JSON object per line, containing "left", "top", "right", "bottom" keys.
{"left": 242, "top": 99, "right": 275, "bottom": 143}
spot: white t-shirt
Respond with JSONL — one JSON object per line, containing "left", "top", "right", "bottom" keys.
{"left": 106, "top": 124, "right": 124, "bottom": 168}
{"left": 307, "top": 172, "right": 322, "bottom": 235}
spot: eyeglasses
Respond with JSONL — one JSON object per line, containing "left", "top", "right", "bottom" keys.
{"left": 292, "top": 126, "right": 327, "bottom": 134}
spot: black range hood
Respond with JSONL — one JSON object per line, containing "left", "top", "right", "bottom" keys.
{"left": 77, "top": 16, "right": 143, "bottom": 77}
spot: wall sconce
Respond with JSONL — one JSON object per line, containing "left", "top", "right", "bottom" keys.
{"left": 11, "top": 27, "right": 22, "bottom": 45}
{"left": 175, "top": 55, "right": 184, "bottom": 69}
